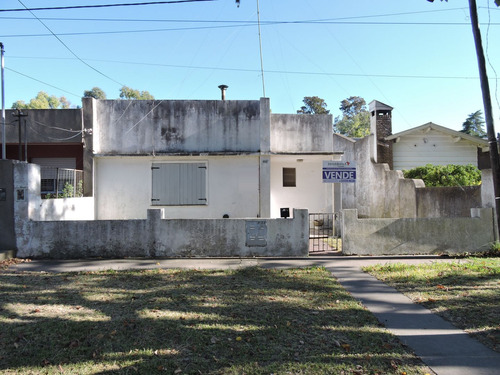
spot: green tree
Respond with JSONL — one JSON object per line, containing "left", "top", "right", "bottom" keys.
{"left": 12, "top": 91, "right": 71, "bottom": 109}
{"left": 83, "top": 87, "right": 107, "bottom": 100}
{"left": 333, "top": 96, "right": 370, "bottom": 138}
{"left": 460, "top": 110, "right": 486, "bottom": 138}
{"left": 297, "top": 96, "right": 330, "bottom": 114}
{"left": 119, "top": 86, "right": 154, "bottom": 100}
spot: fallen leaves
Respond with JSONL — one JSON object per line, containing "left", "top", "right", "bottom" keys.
{"left": 436, "top": 284, "right": 449, "bottom": 291}
{"left": 0, "top": 257, "right": 31, "bottom": 270}
{"left": 341, "top": 343, "right": 351, "bottom": 352}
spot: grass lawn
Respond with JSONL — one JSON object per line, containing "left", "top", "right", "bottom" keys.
{"left": 0, "top": 266, "right": 432, "bottom": 375}
{"left": 364, "top": 258, "right": 500, "bottom": 353}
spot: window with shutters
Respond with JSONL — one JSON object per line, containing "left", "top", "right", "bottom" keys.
{"left": 151, "top": 162, "right": 207, "bottom": 206}
{"left": 282, "top": 167, "right": 296, "bottom": 187}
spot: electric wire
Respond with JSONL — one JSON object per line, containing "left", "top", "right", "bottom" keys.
{"left": 0, "top": 0, "right": 215, "bottom": 13}
{"left": 111, "top": 100, "right": 135, "bottom": 126}
{"left": 4, "top": 2, "right": 497, "bottom": 123}
{"left": 7, "top": 58, "right": 483, "bottom": 81}
{"left": 175, "top": 0, "right": 233, "bottom": 99}
{"left": 31, "top": 120, "right": 82, "bottom": 133}
{"left": 0, "top": 6, "right": 470, "bottom": 22}
{"left": 27, "top": 121, "right": 83, "bottom": 141}
{"left": 183, "top": 4, "right": 250, "bottom": 99}
{"left": 3, "top": 20, "right": 499, "bottom": 39}
{"left": 6, "top": 67, "right": 81, "bottom": 98}
{"left": 16, "top": 0, "right": 125, "bottom": 87}
{"left": 125, "top": 100, "right": 164, "bottom": 134}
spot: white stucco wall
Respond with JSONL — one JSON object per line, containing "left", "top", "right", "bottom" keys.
{"left": 270, "top": 155, "right": 338, "bottom": 218}
{"left": 92, "top": 100, "right": 263, "bottom": 155}
{"left": 95, "top": 155, "right": 260, "bottom": 219}
{"left": 392, "top": 129, "right": 479, "bottom": 170}
{"left": 270, "top": 114, "right": 333, "bottom": 153}
{"left": 37, "top": 197, "right": 95, "bottom": 221}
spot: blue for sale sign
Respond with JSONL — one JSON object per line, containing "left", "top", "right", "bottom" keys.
{"left": 322, "top": 161, "right": 357, "bottom": 183}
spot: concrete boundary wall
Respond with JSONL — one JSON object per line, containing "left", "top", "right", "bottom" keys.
{"left": 16, "top": 209, "right": 309, "bottom": 259}
{"left": 36, "top": 197, "right": 95, "bottom": 221}
{"left": 416, "top": 186, "right": 481, "bottom": 218}
{"left": 341, "top": 208, "right": 495, "bottom": 255}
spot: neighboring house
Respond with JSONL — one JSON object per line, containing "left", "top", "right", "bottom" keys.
{"left": 82, "top": 97, "right": 340, "bottom": 220}
{"left": 1, "top": 109, "right": 85, "bottom": 194}
{"left": 386, "top": 122, "right": 489, "bottom": 171}
{"left": 333, "top": 100, "right": 492, "bottom": 219}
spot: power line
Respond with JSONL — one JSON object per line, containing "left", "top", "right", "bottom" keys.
{"left": 0, "top": 23, "right": 256, "bottom": 38}
{"left": 17, "top": 0, "right": 125, "bottom": 87}
{"left": 31, "top": 120, "right": 82, "bottom": 133}
{"left": 28, "top": 122, "right": 83, "bottom": 141}
{"left": 0, "top": 0, "right": 215, "bottom": 13}
{"left": 0, "top": 6, "right": 470, "bottom": 22}
{"left": 5, "top": 19, "right": 500, "bottom": 36}
{"left": 4, "top": 20, "right": 497, "bottom": 39}
{"left": 6, "top": 67, "right": 81, "bottom": 98}
{"left": 7, "top": 57, "right": 482, "bottom": 81}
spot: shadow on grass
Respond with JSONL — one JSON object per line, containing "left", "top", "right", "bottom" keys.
{"left": 0, "top": 267, "right": 428, "bottom": 374}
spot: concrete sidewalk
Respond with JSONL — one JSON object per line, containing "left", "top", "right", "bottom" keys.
{"left": 8, "top": 256, "right": 500, "bottom": 375}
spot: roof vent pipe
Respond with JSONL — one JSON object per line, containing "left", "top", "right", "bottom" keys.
{"left": 218, "top": 84, "right": 228, "bottom": 100}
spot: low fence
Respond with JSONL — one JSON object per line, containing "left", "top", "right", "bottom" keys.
{"left": 341, "top": 208, "right": 496, "bottom": 255}
{"left": 15, "top": 209, "right": 309, "bottom": 259}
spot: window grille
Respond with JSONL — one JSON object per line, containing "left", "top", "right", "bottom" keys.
{"left": 40, "top": 167, "right": 83, "bottom": 197}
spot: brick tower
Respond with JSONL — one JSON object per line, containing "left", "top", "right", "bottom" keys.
{"left": 369, "top": 100, "right": 393, "bottom": 169}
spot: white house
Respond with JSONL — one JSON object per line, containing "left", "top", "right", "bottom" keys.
{"left": 386, "top": 122, "right": 489, "bottom": 171}
{"left": 83, "top": 97, "right": 340, "bottom": 220}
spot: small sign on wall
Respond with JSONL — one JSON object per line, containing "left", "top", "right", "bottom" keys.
{"left": 16, "top": 188, "right": 26, "bottom": 201}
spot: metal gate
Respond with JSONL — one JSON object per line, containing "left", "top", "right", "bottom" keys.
{"left": 309, "top": 213, "right": 340, "bottom": 253}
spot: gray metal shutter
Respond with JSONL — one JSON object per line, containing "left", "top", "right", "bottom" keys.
{"left": 152, "top": 163, "right": 207, "bottom": 206}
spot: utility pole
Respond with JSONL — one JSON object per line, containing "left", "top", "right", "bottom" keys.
{"left": 468, "top": 0, "right": 500, "bottom": 239}
{"left": 1, "top": 42, "right": 5, "bottom": 160}
{"left": 13, "top": 109, "right": 28, "bottom": 162}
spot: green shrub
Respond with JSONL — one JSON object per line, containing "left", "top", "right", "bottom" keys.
{"left": 61, "top": 180, "right": 84, "bottom": 198}
{"left": 43, "top": 180, "right": 84, "bottom": 199}
{"left": 403, "top": 164, "right": 481, "bottom": 187}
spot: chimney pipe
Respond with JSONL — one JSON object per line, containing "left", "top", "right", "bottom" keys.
{"left": 218, "top": 84, "right": 228, "bottom": 100}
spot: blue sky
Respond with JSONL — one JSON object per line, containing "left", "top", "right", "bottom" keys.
{"left": 1, "top": 0, "right": 499, "bottom": 133}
